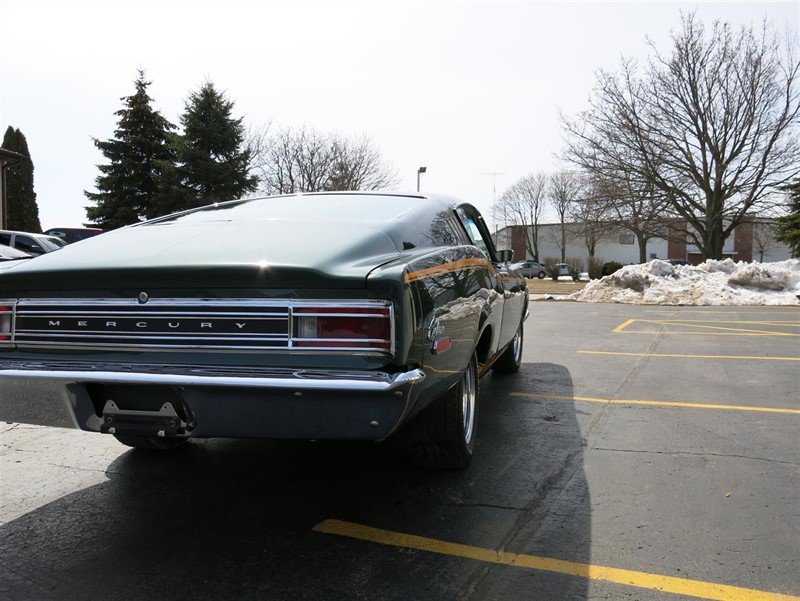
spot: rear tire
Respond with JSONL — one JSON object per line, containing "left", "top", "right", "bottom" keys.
{"left": 537, "top": 271, "right": 545, "bottom": 279}
{"left": 411, "top": 354, "right": 479, "bottom": 469}
{"left": 113, "top": 433, "right": 188, "bottom": 451}
{"left": 492, "top": 321, "right": 523, "bottom": 374}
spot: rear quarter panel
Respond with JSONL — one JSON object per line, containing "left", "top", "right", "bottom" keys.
{"left": 394, "top": 245, "right": 504, "bottom": 416}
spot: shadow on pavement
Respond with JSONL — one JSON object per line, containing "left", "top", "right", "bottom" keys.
{"left": 0, "top": 362, "right": 588, "bottom": 601}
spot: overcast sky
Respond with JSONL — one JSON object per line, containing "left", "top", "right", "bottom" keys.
{"left": 1, "top": 0, "right": 797, "bottom": 230}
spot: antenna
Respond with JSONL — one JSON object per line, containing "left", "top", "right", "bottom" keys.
{"left": 480, "top": 172, "right": 507, "bottom": 238}
{"left": 479, "top": 172, "right": 505, "bottom": 204}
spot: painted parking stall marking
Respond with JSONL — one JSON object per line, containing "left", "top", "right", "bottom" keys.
{"left": 313, "top": 519, "right": 800, "bottom": 601}
{"left": 613, "top": 318, "right": 800, "bottom": 337}
{"left": 578, "top": 350, "right": 800, "bottom": 362}
{"left": 511, "top": 393, "right": 800, "bottom": 415}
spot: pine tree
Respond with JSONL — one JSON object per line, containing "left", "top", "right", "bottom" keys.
{"left": 1, "top": 126, "right": 42, "bottom": 233}
{"left": 175, "top": 81, "right": 258, "bottom": 208}
{"left": 85, "top": 70, "right": 177, "bottom": 229}
{"left": 774, "top": 179, "right": 800, "bottom": 258}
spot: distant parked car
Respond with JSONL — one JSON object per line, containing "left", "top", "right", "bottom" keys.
{"left": 0, "top": 230, "right": 66, "bottom": 255}
{"left": 44, "top": 227, "right": 103, "bottom": 244}
{"left": 668, "top": 259, "right": 690, "bottom": 266}
{"left": 510, "top": 260, "right": 547, "bottom": 279}
{"left": 556, "top": 263, "right": 570, "bottom": 276}
{"left": 0, "top": 244, "right": 33, "bottom": 262}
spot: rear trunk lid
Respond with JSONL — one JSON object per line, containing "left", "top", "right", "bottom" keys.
{"left": 0, "top": 220, "right": 402, "bottom": 294}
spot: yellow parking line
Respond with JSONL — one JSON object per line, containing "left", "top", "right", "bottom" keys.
{"left": 617, "top": 331, "right": 796, "bottom": 337}
{"left": 653, "top": 320, "right": 800, "bottom": 326}
{"left": 613, "top": 319, "right": 637, "bottom": 333}
{"left": 614, "top": 319, "right": 799, "bottom": 336}
{"left": 645, "top": 309, "right": 800, "bottom": 315}
{"left": 511, "top": 393, "right": 800, "bottom": 415}
{"left": 579, "top": 351, "right": 800, "bottom": 362}
{"left": 313, "top": 519, "right": 799, "bottom": 601}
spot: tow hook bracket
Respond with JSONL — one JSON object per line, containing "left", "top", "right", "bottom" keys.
{"left": 100, "top": 400, "right": 188, "bottom": 437}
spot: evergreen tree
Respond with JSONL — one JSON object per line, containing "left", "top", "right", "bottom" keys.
{"left": 1, "top": 126, "right": 42, "bottom": 232}
{"left": 85, "top": 70, "right": 177, "bottom": 228}
{"left": 175, "top": 81, "right": 257, "bottom": 209}
{"left": 774, "top": 179, "right": 800, "bottom": 258}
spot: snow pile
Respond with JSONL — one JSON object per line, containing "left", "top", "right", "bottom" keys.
{"left": 570, "top": 259, "right": 800, "bottom": 305}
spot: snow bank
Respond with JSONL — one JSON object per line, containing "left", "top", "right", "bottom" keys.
{"left": 569, "top": 259, "right": 800, "bottom": 305}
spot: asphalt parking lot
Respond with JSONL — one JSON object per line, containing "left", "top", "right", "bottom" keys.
{"left": 1, "top": 302, "right": 798, "bottom": 601}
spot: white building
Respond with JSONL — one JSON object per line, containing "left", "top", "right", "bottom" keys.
{"left": 494, "top": 220, "right": 792, "bottom": 267}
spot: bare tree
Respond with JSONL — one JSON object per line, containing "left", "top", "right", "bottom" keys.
{"left": 327, "top": 135, "right": 399, "bottom": 191}
{"left": 254, "top": 126, "right": 398, "bottom": 195}
{"left": 244, "top": 122, "right": 272, "bottom": 193}
{"left": 588, "top": 174, "right": 668, "bottom": 262}
{"left": 570, "top": 180, "right": 615, "bottom": 259}
{"left": 493, "top": 172, "right": 549, "bottom": 260}
{"left": 562, "top": 13, "right": 800, "bottom": 260}
{"left": 549, "top": 170, "right": 583, "bottom": 262}
{"left": 261, "top": 126, "right": 336, "bottom": 194}
{"left": 751, "top": 220, "right": 776, "bottom": 262}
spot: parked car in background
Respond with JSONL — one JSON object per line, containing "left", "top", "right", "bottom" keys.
{"left": 0, "top": 192, "right": 528, "bottom": 469}
{"left": 668, "top": 259, "right": 691, "bottom": 266}
{"left": 0, "top": 230, "right": 66, "bottom": 255}
{"left": 0, "top": 244, "right": 33, "bottom": 262}
{"left": 44, "top": 227, "right": 103, "bottom": 244}
{"left": 510, "top": 260, "right": 547, "bottom": 279}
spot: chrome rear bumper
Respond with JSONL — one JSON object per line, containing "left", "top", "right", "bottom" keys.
{"left": 0, "top": 361, "right": 426, "bottom": 440}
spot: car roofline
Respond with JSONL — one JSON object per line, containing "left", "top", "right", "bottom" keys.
{"left": 134, "top": 191, "right": 461, "bottom": 228}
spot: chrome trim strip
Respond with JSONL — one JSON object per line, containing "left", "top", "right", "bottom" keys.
{"left": 0, "top": 365, "right": 426, "bottom": 392}
{"left": 15, "top": 332, "right": 289, "bottom": 340}
{"left": 2, "top": 343, "right": 389, "bottom": 355}
{"left": 9, "top": 298, "right": 395, "bottom": 355}
{"left": 16, "top": 298, "right": 392, "bottom": 308}
{"left": 16, "top": 311, "right": 289, "bottom": 317}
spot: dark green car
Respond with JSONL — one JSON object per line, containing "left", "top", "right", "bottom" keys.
{"left": 0, "top": 192, "right": 528, "bottom": 468}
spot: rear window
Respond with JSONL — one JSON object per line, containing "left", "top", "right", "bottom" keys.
{"left": 151, "top": 194, "right": 427, "bottom": 226}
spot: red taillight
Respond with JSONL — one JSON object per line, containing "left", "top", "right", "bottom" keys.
{"left": 0, "top": 305, "right": 12, "bottom": 342}
{"left": 293, "top": 306, "right": 392, "bottom": 351}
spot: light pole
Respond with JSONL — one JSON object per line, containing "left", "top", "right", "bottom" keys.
{"left": 417, "top": 166, "right": 427, "bottom": 192}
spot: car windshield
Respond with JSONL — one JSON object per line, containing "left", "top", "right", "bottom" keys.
{"left": 38, "top": 236, "right": 67, "bottom": 251}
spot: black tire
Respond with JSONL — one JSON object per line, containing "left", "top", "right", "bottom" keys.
{"left": 492, "top": 321, "right": 523, "bottom": 374}
{"left": 113, "top": 433, "right": 188, "bottom": 451}
{"left": 411, "top": 354, "right": 479, "bottom": 469}
{"left": 537, "top": 271, "right": 545, "bottom": 279}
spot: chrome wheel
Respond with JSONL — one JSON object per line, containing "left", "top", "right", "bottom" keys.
{"left": 492, "top": 321, "right": 524, "bottom": 374}
{"left": 462, "top": 360, "right": 476, "bottom": 446}
{"left": 511, "top": 328, "right": 522, "bottom": 363}
{"left": 410, "top": 353, "right": 479, "bottom": 469}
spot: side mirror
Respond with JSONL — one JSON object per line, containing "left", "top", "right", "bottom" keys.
{"left": 496, "top": 249, "right": 513, "bottom": 263}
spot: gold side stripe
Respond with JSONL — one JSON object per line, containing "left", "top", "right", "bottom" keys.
{"left": 405, "top": 258, "right": 493, "bottom": 283}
